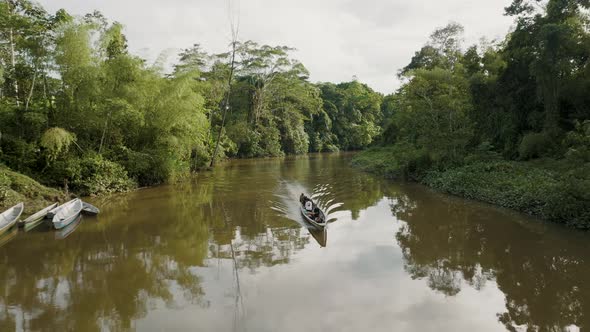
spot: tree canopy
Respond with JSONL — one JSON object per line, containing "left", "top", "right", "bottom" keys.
{"left": 0, "top": 3, "right": 384, "bottom": 195}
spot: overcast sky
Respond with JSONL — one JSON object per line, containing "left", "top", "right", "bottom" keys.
{"left": 37, "top": 0, "right": 514, "bottom": 93}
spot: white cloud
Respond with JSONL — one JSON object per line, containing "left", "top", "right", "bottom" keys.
{"left": 37, "top": 0, "right": 514, "bottom": 93}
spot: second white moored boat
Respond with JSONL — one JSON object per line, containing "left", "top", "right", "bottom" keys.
{"left": 19, "top": 202, "right": 58, "bottom": 229}
{"left": 52, "top": 199, "right": 82, "bottom": 230}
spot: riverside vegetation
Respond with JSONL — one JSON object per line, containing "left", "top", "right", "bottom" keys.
{"left": 0, "top": 1, "right": 383, "bottom": 210}
{"left": 1, "top": 0, "right": 589, "bottom": 228}
{"left": 353, "top": 0, "right": 590, "bottom": 228}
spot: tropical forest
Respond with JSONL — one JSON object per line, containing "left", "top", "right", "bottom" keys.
{"left": 2, "top": 0, "right": 590, "bottom": 331}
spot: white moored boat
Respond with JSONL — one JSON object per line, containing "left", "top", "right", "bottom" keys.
{"left": 0, "top": 202, "right": 24, "bottom": 235}
{"left": 52, "top": 199, "right": 82, "bottom": 230}
{"left": 19, "top": 202, "right": 58, "bottom": 230}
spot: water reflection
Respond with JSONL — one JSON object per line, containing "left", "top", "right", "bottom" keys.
{"left": 0, "top": 227, "right": 17, "bottom": 248}
{"left": 391, "top": 185, "right": 590, "bottom": 331}
{"left": 309, "top": 227, "right": 327, "bottom": 248}
{"left": 54, "top": 215, "right": 83, "bottom": 240}
{"left": 0, "top": 153, "right": 587, "bottom": 331}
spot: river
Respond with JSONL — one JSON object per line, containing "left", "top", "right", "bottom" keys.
{"left": 0, "top": 153, "right": 588, "bottom": 331}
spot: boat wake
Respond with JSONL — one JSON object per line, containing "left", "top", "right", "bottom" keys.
{"left": 270, "top": 179, "right": 343, "bottom": 226}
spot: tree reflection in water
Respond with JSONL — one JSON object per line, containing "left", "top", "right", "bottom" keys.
{"left": 1, "top": 154, "right": 382, "bottom": 331}
{"left": 391, "top": 184, "right": 590, "bottom": 331}
{"left": 2, "top": 154, "right": 587, "bottom": 331}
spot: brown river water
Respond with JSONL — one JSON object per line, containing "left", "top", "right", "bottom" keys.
{"left": 1, "top": 153, "right": 589, "bottom": 331}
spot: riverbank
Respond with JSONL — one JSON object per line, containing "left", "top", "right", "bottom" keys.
{"left": 0, "top": 166, "right": 66, "bottom": 214}
{"left": 352, "top": 148, "right": 590, "bottom": 229}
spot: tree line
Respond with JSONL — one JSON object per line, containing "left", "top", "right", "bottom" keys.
{"left": 0, "top": 1, "right": 384, "bottom": 195}
{"left": 379, "top": 0, "right": 590, "bottom": 171}
{"left": 356, "top": 0, "right": 590, "bottom": 227}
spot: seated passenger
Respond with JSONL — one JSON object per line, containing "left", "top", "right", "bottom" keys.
{"left": 305, "top": 200, "right": 313, "bottom": 211}
{"left": 314, "top": 207, "right": 323, "bottom": 223}
{"left": 300, "top": 193, "right": 305, "bottom": 204}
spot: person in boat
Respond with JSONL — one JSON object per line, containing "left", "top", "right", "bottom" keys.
{"left": 315, "top": 215, "right": 323, "bottom": 223}
{"left": 305, "top": 199, "right": 313, "bottom": 212}
{"left": 313, "top": 206, "right": 323, "bottom": 223}
{"left": 300, "top": 193, "right": 306, "bottom": 204}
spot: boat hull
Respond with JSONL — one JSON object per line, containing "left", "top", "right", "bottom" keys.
{"left": 53, "top": 212, "right": 80, "bottom": 230}
{"left": 300, "top": 205, "right": 327, "bottom": 229}
{"left": 52, "top": 199, "right": 82, "bottom": 230}
{"left": 19, "top": 203, "right": 58, "bottom": 229}
{"left": 0, "top": 219, "right": 18, "bottom": 236}
{"left": 81, "top": 202, "right": 100, "bottom": 216}
{"left": 0, "top": 202, "right": 24, "bottom": 236}
{"left": 24, "top": 218, "right": 46, "bottom": 232}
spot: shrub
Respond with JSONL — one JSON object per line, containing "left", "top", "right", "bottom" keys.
{"left": 191, "top": 146, "right": 212, "bottom": 170}
{"left": 258, "top": 124, "right": 284, "bottom": 157}
{"left": 351, "top": 143, "right": 431, "bottom": 180}
{"left": 219, "top": 134, "right": 238, "bottom": 159}
{"left": 70, "top": 154, "right": 136, "bottom": 196}
{"left": 424, "top": 161, "right": 590, "bottom": 228}
{"left": 227, "top": 123, "right": 263, "bottom": 158}
{"left": 110, "top": 147, "right": 169, "bottom": 187}
{"left": 0, "top": 165, "right": 64, "bottom": 211}
{"left": 0, "top": 135, "right": 39, "bottom": 173}
{"left": 518, "top": 132, "right": 551, "bottom": 160}
{"left": 563, "top": 120, "right": 590, "bottom": 164}
{"left": 0, "top": 170, "right": 10, "bottom": 201}
{"left": 323, "top": 144, "right": 340, "bottom": 153}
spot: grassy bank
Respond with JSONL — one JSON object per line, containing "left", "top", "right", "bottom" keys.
{"left": 352, "top": 148, "right": 590, "bottom": 229}
{"left": 0, "top": 166, "right": 66, "bottom": 215}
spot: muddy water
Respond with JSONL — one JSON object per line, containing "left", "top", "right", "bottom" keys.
{"left": 0, "top": 153, "right": 588, "bottom": 331}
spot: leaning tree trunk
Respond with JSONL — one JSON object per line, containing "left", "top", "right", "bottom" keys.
{"left": 210, "top": 41, "right": 237, "bottom": 167}
{"left": 25, "top": 67, "right": 37, "bottom": 111}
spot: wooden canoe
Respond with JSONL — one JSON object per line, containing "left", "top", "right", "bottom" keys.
{"left": 300, "top": 203, "right": 327, "bottom": 229}
{"left": 0, "top": 202, "right": 24, "bottom": 236}
{"left": 47, "top": 201, "right": 66, "bottom": 220}
{"left": 81, "top": 202, "right": 100, "bottom": 216}
{"left": 19, "top": 202, "right": 58, "bottom": 229}
{"left": 46, "top": 198, "right": 79, "bottom": 220}
{"left": 52, "top": 199, "right": 82, "bottom": 230}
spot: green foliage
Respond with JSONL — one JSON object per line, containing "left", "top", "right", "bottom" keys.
{"left": 0, "top": 9, "right": 216, "bottom": 194}
{"left": 352, "top": 145, "right": 431, "bottom": 180}
{"left": 318, "top": 81, "right": 383, "bottom": 151}
{"left": 518, "top": 132, "right": 552, "bottom": 160}
{"left": 108, "top": 148, "right": 162, "bottom": 186}
{"left": 40, "top": 127, "right": 76, "bottom": 161}
{"left": 1, "top": 0, "right": 587, "bottom": 233}
{"left": 400, "top": 23, "right": 464, "bottom": 75}
{"left": 0, "top": 170, "right": 10, "bottom": 201}
{"left": 391, "top": 67, "right": 474, "bottom": 166}
{"left": 226, "top": 122, "right": 261, "bottom": 158}
{"left": 424, "top": 161, "right": 590, "bottom": 228}
{"left": 70, "top": 155, "right": 135, "bottom": 196}
{"left": 0, "top": 135, "right": 38, "bottom": 173}
{"left": 357, "top": 6, "right": 590, "bottom": 228}
{"left": 0, "top": 2, "right": 388, "bottom": 198}
{"left": 563, "top": 120, "right": 590, "bottom": 164}
{"left": 0, "top": 165, "right": 64, "bottom": 213}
